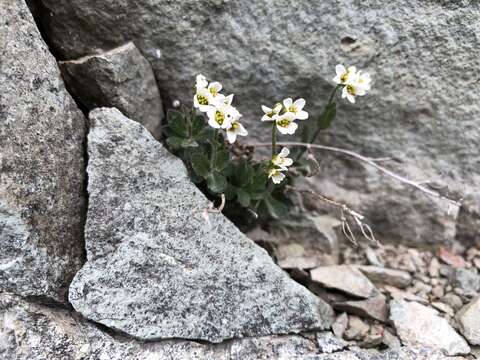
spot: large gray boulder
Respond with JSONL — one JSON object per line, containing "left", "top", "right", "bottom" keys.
{"left": 30, "top": 0, "right": 480, "bottom": 245}
{"left": 59, "top": 42, "right": 164, "bottom": 139}
{"left": 0, "top": 0, "right": 86, "bottom": 302}
{"left": 69, "top": 107, "right": 333, "bottom": 343}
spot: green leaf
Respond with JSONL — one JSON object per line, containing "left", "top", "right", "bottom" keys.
{"left": 191, "top": 153, "right": 210, "bottom": 178}
{"left": 191, "top": 114, "right": 206, "bottom": 136}
{"left": 166, "top": 136, "right": 184, "bottom": 149}
{"left": 213, "top": 149, "right": 229, "bottom": 171}
{"left": 317, "top": 102, "right": 337, "bottom": 130}
{"left": 236, "top": 189, "right": 251, "bottom": 207}
{"left": 207, "top": 172, "right": 227, "bottom": 193}
{"left": 180, "top": 138, "right": 199, "bottom": 148}
{"left": 262, "top": 194, "right": 289, "bottom": 219}
{"left": 236, "top": 160, "right": 253, "bottom": 187}
{"left": 295, "top": 157, "right": 320, "bottom": 177}
{"left": 166, "top": 110, "right": 188, "bottom": 136}
{"left": 195, "top": 126, "right": 215, "bottom": 142}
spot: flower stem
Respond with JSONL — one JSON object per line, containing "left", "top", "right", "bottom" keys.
{"left": 211, "top": 129, "right": 219, "bottom": 164}
{"left": 294, "top": 85, "right": 340, "bottom": 162}
{"left": 271, "top": 123, "right": 277, "bottom": 158}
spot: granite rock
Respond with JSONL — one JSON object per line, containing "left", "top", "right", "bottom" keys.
{"left": 310, "top": 265, "right": 378, "bottom": 298}
{"left": 455, "top": 193, "right": 480, "bottom": 247}
{"left": 30, "top": 0, "right": 480, "bottom": 245}
{"left": 389, "top": 300, "right": 470, "bottom": 356}
{"left": 456, "top": 296, "right": 480, "bottom": 345}
{"left": 69, "top": 107, "right": 333, "bottom": 343}
{"left": 0, "top": 0, "right": 86, "bottom": 302}
{"left": 59, "top": 42, "right": 163, "bottom": 139}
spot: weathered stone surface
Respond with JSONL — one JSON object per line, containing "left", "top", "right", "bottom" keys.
{"left": 59, "top": 42, "right": 163, "bottom": 139}
{"left": 0, "top": 0, "right": 85, "bottom": 302}
{"left": 358, "top": 266, "right": 411, "bottom": 289}
{"left": 69, "top": 107, "right": 333, "bottom": 343}
{"left": 456, "top": 296, "right": 480, "bottom": 345}
{"left": 316, "top": 332, "right": 349, "bottom": 354}
{"left": 311, "top": 265, "right": 378, "bottom": 298}
{"left": 389, "top": 300, "right": 470, "bottom": 356}
{"left": 31, "top": 0, "right": 480, "bottom": 245}
{"left": 334, "top": 294, "right": 388, "bottom": 323}
{"left": 449, "top": 268, "right": 480, "bottom": 298}
{"left": 456, "top": 193, "right": 480, "bottom": 247}
{"left": 1, "top": 293, "right": 462, "bottom": 360}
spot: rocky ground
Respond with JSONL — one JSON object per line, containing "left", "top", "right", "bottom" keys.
{"left": 249, "top": 221, "right": 480, "bottom": 357}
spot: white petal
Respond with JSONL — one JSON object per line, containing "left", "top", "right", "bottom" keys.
{"left": 280, "top": 121, "right": 298, "bottom": 135}
{"left": 346, "top": 93, "right": 356, "bottom": 103}
{"left": 347, "top": 66, "right": 357, "bottom": 74}
{"left": 279, "top": 147, "right": 290, "bottom": 158}
{"left": 333, "top": 75, "right": 341, "bottom": 84}
{"left": 224, "top": 94, "right": 234, "bottom": 105}
{"left": 208, "top": 117, "right": 221, "bottom": 128}
{"left": 208, "top": 82, "right": 222, "bottom": 92}
{"left": 273, "top": 103, "right": 283, "bottom": 114}
{"left": 237, "top": 123, "right": 248, "bottom": 136}
{"left": 294, "top": 98, "right": 306, "bottom": 110}
{"left": 283, "top": 158, "right": 293, "bottom": 167}
{"left": 261, "top": 114, "right": 273, "bottom": 121}
{"left": 261, "top": 105, "right": 272, "bottom": 114}
{"left": 226, "top": 130, "right": 237, "bottom": 144}
{"left": 335, "top": 64, "right": 346, "bottom": 76}
{"left": 296, "top": 110, "right": 309, "bottom": 120}
{"left": 341, "top": 86, "right": 348, "bottom": 99}
{"left": 283, "top": 98, "right": 293, "bottom": 109}
{"left": 272, "top": 172, "right": 286, "bottom": 184}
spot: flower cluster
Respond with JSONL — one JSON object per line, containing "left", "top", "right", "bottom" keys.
{"left": 261, "top": 98, "right": 308, "bottom": 135}
{"left": 194, "top": 74, "right": 248, "bottom": 143}
{"left": 333, "top": 64, "right": 371, "bottom": 103}
{"left": 268, "top": 147, "right": 293, "bottom": 184}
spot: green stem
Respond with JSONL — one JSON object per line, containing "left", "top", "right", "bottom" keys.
{"left": 211, "top": 129, "right": 219, "bottom": 164}
{"left": 294, "top": 85, "right": 340, "bottom": 162}
{"left": 271, "top": 123, "right": 277, "bottom": 158}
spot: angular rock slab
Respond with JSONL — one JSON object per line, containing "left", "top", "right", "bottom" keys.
{"left": 389, "top": 300, "right": 470, "bottom": 356}
{"left": 310, "top": 265, "right": 378, "bottom": 299}
{"left": 59, "top": 42, "right": 163, "bottom": 139}
{"left": 69, "top": 107, "right": 334, "bottom": 343}
{"left": 0, "top": 0, "right": 86, "bottom": 301}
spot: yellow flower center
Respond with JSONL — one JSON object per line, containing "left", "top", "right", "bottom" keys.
{"left": 197, "top": 95, "right": 208, "bottom": 105}
{"left": 278, "top": 119, "right": 291, "bottom": 127}
{"left": 346, "top": 85, "right": 356, "bottom": 95}
{"left": 268, "top": 168, "right": 279, "bottom": 177}
{"left": 288, "top": 105, "right": 298, "bottom": 113}
{"left": 209, "top": 88, "right": 218, "bottom": 96}
{"left": 340, "top": 72, "right": 349, "bottom": 83}
{"left": 231, "top": 122, "right": 239, "bottom": 130}
{"left": 215, "top": 111, "right": 225, "bottom": 125}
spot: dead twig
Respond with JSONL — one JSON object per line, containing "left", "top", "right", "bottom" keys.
{"left": 193, "top": 194, "right": 226, "bottom": 226}
{"left": 249, "top": 141, "right": 462, "bottom": 208}
{"left": 285, "top": 185, "right": 378, "bottom": 245}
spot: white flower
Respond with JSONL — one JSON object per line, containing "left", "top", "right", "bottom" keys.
{"left": 208, "top": 81, "right": 222, "bottom": 97}
{"left": 226, "top": 121, "right": 248, "bottom": 143}
{"left": 261, "top": 103, "right": 282, "bottom": 121}
{"left": 207, "top": 102, "right": 237, "bottom": 129}
{"left": 357, "top": 71, "right": 371, "bottom": 91}
{"left": 268, "top": 168, "right": 286, "bottom": 184}
{"left": 283, "top": 98, "right": 308, "bottom": 120}
{"left": 196, "top": 74, "right": 208, "bottom": 90}
{"left": 193, "top": 87, "right": 214, "bottom": 112}
{"left": 275, "top": 112, "right": 298, "bottom": 135}
{"left": 341, "top": 71, "right": 369, "bottom": 103}
{"left": 333, "top": 64, "right": 357, "bottom": 85}
{"left": 272, "top": 147, "right": 293, "bottom": 171}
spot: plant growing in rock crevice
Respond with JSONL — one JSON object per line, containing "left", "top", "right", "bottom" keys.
{"left": 163, "top": 67, "right": 460, "bottom": 238}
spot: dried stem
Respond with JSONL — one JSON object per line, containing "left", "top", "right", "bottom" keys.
{"left": 250, "top": 141, "right": 462, "bottom": 208}
{"left": 285, "top": 185, "right": 377, "bottom": 245}
{"left": 193, "top": 194, "right": 226, "bottom": 226}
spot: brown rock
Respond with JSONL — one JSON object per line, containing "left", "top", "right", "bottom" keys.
{"left": 358, "top": 266, "right": 412, "bottom": 289}
{"left": 334, "top": 294, "right": 388, "bottom": 323}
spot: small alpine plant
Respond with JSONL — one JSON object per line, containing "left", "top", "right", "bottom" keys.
{"left": 164, "top": 65, "right": 371, "bottom": 221}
